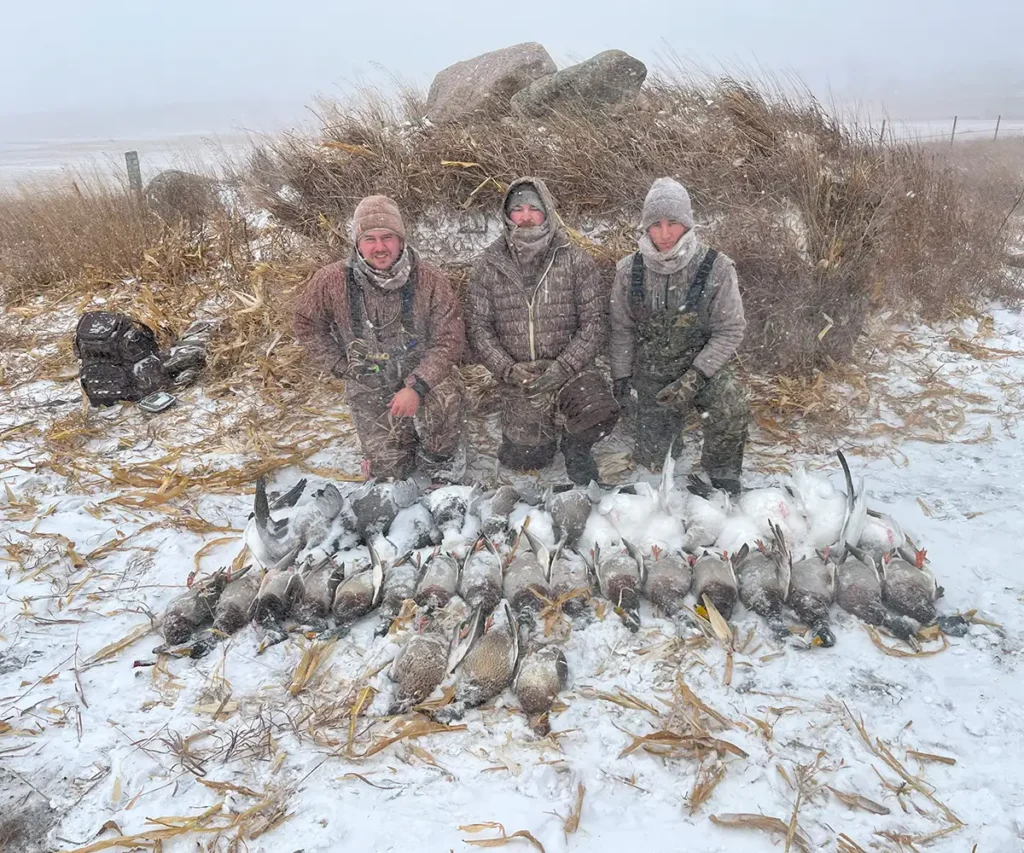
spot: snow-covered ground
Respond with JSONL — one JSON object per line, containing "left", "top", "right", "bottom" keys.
{"left": 1, "top": 303, "right": 1023, "bottom": 852}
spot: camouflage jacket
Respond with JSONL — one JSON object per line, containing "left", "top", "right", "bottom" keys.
{"left": 293, "top": 248, "right": 465, "bottom": 392}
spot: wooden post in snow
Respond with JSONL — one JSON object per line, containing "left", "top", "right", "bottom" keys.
{"left": 949, "top": 116, "right": 958, "bottom": 145}
{"left": 994, "top": 115, "right": 1001, "bottom": 140}
{"left": 125, "top": 150, "right": 142, "bottom": 195}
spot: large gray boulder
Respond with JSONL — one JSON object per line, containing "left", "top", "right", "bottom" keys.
{"left": 511, "top": 50, "right": 647, "bottom": 118}
{"left": 144, "top": 169, "right": 218, "bottom": 225}
{"left": 425, "top": 43, "right": 556, "bottom": 125}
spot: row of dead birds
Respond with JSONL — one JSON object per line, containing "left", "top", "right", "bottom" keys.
{"left": 154, "top": 448, "right": 969, "bottom": 734}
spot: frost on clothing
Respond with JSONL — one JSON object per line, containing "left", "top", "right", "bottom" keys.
{"left": 466, "top": 179, "right": 607, "bottom": 380}
{"left": 294, "top": 247, "right": 463, "bottom": 390}
{"left": 466, "top": 177, "right": 618, "bottom": 464}
{"left": 609, "top": 237, "right": 750, "bottom": 478}
{"left": 608, "top": 243, "right": 747, "bottom": 381}
{"left": 293, "top": 248, "right": 466, "bottom": 477}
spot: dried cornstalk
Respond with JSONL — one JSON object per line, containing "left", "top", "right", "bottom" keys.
{"left": 837, "top": 833, "right": 870, "bottom": 853}
{"left": 846, "top": 706, "right": 962, "bottom": 826}
{"left": 459, "top": 822, "right": 546, "bottom": 852}
{"left": 689, "top": 758, "right": 726, "bottom": 813}
{"left": 561, "top": 782, "right": 585, "bottom": 838}
{"left": 865, "top": 625, "right": 949, "bottom": 657}
{"left": 826, "top": 785, "right": 890, "bottom": 815}
{"left": 906, "top": 749, "right": 956, "bottom": 766}
{"left": 352, "top": 716, "right": 466, "bottom": 759}
{"left": 289, "top": 640, "right": 334, "bottom": 696}
{"left": 701, "top": 594, "right": 733, "bottom": 645}
{"left": 576, "top": 686, "right": 660, "bottom": 716}
{"left": 710, "top": 813, "right": 811, "bottom": 852}
{"left": 84, "top": 622, "right": 153, "bottom": 666}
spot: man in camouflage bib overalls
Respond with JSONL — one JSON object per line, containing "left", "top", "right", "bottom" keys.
{"left": 609, "top": 178, "right": 750, "bottom": 494}
{"left": 294, "top": 195, "right": 466, "bottom": 482}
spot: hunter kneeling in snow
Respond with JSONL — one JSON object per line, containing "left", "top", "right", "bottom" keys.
{"left": 294, "top": 195, "right": 466, "bottom": 483}
{"left": 466, "top": 177, "right": 620, "bottom": 485}
{"left": 609, "top": 177, "right": 750, "bottom": 495}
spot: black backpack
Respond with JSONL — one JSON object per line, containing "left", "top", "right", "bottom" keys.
{"left": 73, "top": 311, "right": 164, "bottom": 406}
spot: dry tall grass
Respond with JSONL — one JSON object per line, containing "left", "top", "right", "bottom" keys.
{"left": 0, "top": 175, "right": 324, "bottom": 396}
{"left": 245, "top": 74, "right": 1021, "bottom": 373}
{"left": 0, "top": 179, "right": 160, "bottom": 301}
{"left": 1, "top": 71, "right": 1019, "bottom": 389}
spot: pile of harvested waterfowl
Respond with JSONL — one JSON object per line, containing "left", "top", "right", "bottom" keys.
{"left": 155, "top": 448, "right": 968, "bottom": 734}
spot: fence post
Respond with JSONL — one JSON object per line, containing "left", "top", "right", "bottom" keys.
{"left": 949, "top": 116, "right": 958, "bottom": 145}
{"left": 125, "top": 150, "right": 142, "bottom": 195}
{"left": 994, "top": 115, "right": 1001, "bottom": 140}
{"left": 878, "top": 119, "right": 887, "bottom": 145}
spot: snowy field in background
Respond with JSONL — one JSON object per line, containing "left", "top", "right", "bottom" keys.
{"left": 3, "top": 113, "right": 1021, "bottom": 190}
{"left": 1, "top": 297, "right": 1023, "bottom": 851}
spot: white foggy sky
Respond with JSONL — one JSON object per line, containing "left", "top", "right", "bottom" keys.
{"left": 1, "top": 0, "right": 1021, "bottom": 132}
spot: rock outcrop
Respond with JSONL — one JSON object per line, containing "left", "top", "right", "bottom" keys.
{"left": 511, "top": 50, "right": 647, "bottom": 118}
{"left": 425, "top": 43, "right": 556, "bottom": 125}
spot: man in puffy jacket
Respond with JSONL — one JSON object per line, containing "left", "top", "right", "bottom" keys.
{"left": 609, "top": 177, "right": 750, "bottom": 494}
{"left": 466, "top": 178, "right": 619, "bottom": 484}
{"left": 294, "top": 195, "right": 466, "bottom": 482}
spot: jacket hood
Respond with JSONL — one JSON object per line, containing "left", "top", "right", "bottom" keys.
{"left": 501, "top": 177, "right": 563, "bottom": 236}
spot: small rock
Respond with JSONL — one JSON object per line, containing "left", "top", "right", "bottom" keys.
{"left": 425, "top": 42, "right": 556, "bottom": 125}
{"left": 510, "top": 49, "right": 647, "bottom": 118}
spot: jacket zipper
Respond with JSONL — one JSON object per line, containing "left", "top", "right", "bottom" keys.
{"left": 526, "top": 247, "right": 561, "bottom": 362}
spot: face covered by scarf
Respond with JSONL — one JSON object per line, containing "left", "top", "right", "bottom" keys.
{"left": 638, "top": 228, "right": 701, "bottom": 275}
{"left": 503, "top": 180, "right": 556, "bottom": 277}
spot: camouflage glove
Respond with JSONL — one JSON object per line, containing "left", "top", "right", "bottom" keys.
{"left": 655, "top": 368, "right": 707, "bottom": 409}
{"left": 528, "top": 360, "right": 571, "bottom": 396}
{"left": 613, "top": 377, "right": 635, "bottom": 418}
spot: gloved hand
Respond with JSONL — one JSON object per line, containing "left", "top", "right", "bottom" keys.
{"left": 655, "top": 368, "right": 707, "bottom": 409}
{"left": 613, "top": 376, "right": 635, "bottom": 418}
{"left": 504, "top": 362, "right": 541, "bottom": 387}
{"left": 528, "top": 360, "right": 570, "bottom": 396}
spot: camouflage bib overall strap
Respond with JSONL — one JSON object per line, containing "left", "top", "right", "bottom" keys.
{"left": 345, "top": 254, "right": 421, "bottom": 397}
{"left": 630, "top": 247, "right": 718, "bottom": 384}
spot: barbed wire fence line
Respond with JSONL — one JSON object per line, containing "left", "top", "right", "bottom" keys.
{"left": 861, "top": 116, "right": 1024, "bottom": 145}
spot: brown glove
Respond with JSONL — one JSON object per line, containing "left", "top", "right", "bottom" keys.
{"left": 504, "top": 362, "right": 542, "bottom": 387}
{"left": 528, "top": 360, "right": 571, "bottom": 396}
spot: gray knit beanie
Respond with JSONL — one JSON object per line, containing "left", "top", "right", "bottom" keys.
{"left": 639, "top": 177, "right": 695, "bottom": 231}
{"left": 505, "top": 184, "right": 545, "bottom": 215}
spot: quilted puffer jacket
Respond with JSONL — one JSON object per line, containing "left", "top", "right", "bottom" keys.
{"left": 465, "top": 177, "right": 606, "bottom": 382}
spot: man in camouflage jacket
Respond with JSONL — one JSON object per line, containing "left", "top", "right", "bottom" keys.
{"left": 466, "top": 177, "right": 619, "bottom": 484}
{"left": 294, "top": 195, "right": 466, "bottom": 481}
{"left": 609, "top": 177, "right": 750, "bottom": 494}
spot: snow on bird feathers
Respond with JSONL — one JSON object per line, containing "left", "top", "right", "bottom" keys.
{"left": 785, "top": 464, "right": 850, "bottom": 550}
{"left": 245, "top": 476, "right": 349, "bottom": 568}
{"left": 507, "top": 501, "right": 557, "bottom": 553}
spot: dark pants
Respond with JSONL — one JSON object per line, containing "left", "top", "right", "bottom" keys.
{"left": 632, "top": 364, "right": 749, "bottom": 480}
{"left": 498, "top": 368, "right": 619, "bottom": 472}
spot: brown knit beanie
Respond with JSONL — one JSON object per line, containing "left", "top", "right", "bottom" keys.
{"left": 351, "top": 195, "right": 406, "bottom": 240}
